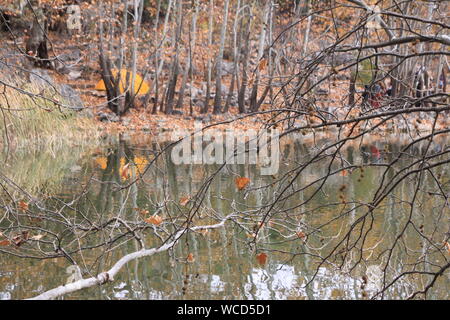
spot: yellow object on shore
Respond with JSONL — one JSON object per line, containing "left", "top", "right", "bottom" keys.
{"left": 94, "top": 69, "right": 150, "bottom": 95}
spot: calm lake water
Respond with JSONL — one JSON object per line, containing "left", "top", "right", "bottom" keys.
{"left": 0, "top": 132, "right": 449, "bottom": 300}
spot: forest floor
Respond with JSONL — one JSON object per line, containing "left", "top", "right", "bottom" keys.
{"left": 45, "top": 38, "right": 449, "bottom": 139}
{"left": 3, "top": 4, "right": 448, "bottom": 140}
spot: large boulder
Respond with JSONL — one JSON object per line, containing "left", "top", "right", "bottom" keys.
{"left": 60, "top": 84, "right": 84, "bottom": 111}
{"left": 29, "top": 68, "right": 56, "bottom": 89}
{"left": 27, "top": 68, "right": 85, "bottom": 113}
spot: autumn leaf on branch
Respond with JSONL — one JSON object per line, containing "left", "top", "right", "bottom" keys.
{"left": 444, "top": 242, "right": 450, "bottom": 255}
{"left": 18, "top": 201, "right": 29, "bottom": 212}
{"left": 144, "top": 215, "right": 163, "bottom": 226}
{"left": 235, "top": 177, "right": 250, "bottom": 190}
{"left": 186, "top": 253, "right": 195, "bottom": 263}
{"left": 0, "top": 239, "right": 11, "bottom": 246}
{"left": 180, "top": 196, "right": 190, "bottom": 206}
{"left": 296, "top": 231, "right": 307, "bottom": 240}
{"left": 120, "top": 163, "right": 131, "bottom": 180}
{"left": 256, "top": 252, "right": 268, "bottom": 266}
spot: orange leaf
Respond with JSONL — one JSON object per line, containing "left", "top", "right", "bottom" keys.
{"left": 0, "top": 239, "right": 11, "bottom": 246}
{"left": 120, "top": 163, "right": 131, "bottom": 180}
{"left": 340, "top": 170, "right": 348, "bottom": 176}
{"left": 235, "top": 177, "right": 250, "bottom": 190}
{"left": 145, "top": 215, "right": 163, "bottom": 226}
{"left": 18, "top": 201, "right": 29, "bottom": 212}
{"left": 445, "top": 242, "right": 450, "bottom": 254}
{"left": 180, "top": 196, "right": 190, "bottom": 206}
{"left": 256, "top": 253, "right": 268, "bottom": 265}
{"left": 258, "top": 58, "right": 267, "bottom": 71}
{"left": 296, "top": 231, "right": 306, "bottom": 240}
{"left": 94, "top": 157, "right": 108, "bottom": 170}
{"left": 94, "top": 69, "right": 150, "bottom": 95}
{"left": 187, "top": 253, "right": 195, "bottom": 263}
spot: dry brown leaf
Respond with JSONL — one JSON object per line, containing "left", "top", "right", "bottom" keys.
{"left": 145, "top": 214, "right": 163, "bottom": 226}
{"left": 120, "top": 163, "right": 131, "bottom": 180}
{"left": 18, "top": 201, "right": 29, "bottom": 212}
{"left": 187, "top": 253, "right": 195, "bottom": 263}
{"left": 180, "top": 196, "right": 190, "bottom": 206}
{"left": 0, "top": 239, "right": 11, "bottom": 246}
{"left": 258, "top": 58, "right": 267, "bottom": 71}
{"left": 445, "top": 242, "right": 450, "bottom": 254}
{"left": 296, "top": 231, "right": 306, "bottom": 240}
{"left": 256, "top": 252, "right": 268, "bottom": 265}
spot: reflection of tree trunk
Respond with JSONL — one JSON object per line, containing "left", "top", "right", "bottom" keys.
{"left": 166, "top": 148, "right": 179, "bottom": 203}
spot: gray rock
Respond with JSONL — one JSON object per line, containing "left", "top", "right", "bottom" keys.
{"left": 60, "top": 84, "right": 84, "bottom": 111}
{"left": 220, "top": 61, "right": 236, "bottom": 75}
{"left": 79, "top": 108, "right": 94, "bottom": 119}
{"left": 97, "top": 112, "right": 120, "bottom": 123}
{"left": 58, "top": 50, "right": 82, "bottom": 63}
{"left": 68, "top": 70, "right": 82, "bottom": 80}
{"left": 194, "top": 115, "right": 212, "bottom": 122}
{"left": 70, "top": 165, "right": 82, "bottom": 173}
{"left": 170, "top": 110, "right": 183, "bottom": 115}
{"left": 325, "top": 53, "right": 355, "bottom": 67}
{"left": 315, "top": 88, "right": 329, "bottom": 95}
{"left": 29, "top": 69, "right": 56, "bottom": 89}
{"left": 121, "top": 118, "right": 131, "bottom": 126}
{"left": 185, "top": 83, "right": 204, "bottom": 99}
{"left": 54, "top": 61, "right": 70, "bottom": 74}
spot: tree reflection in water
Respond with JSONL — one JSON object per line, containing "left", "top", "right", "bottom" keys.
{"left": 0, "top": 133, "right": 449, "bottom": 300}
